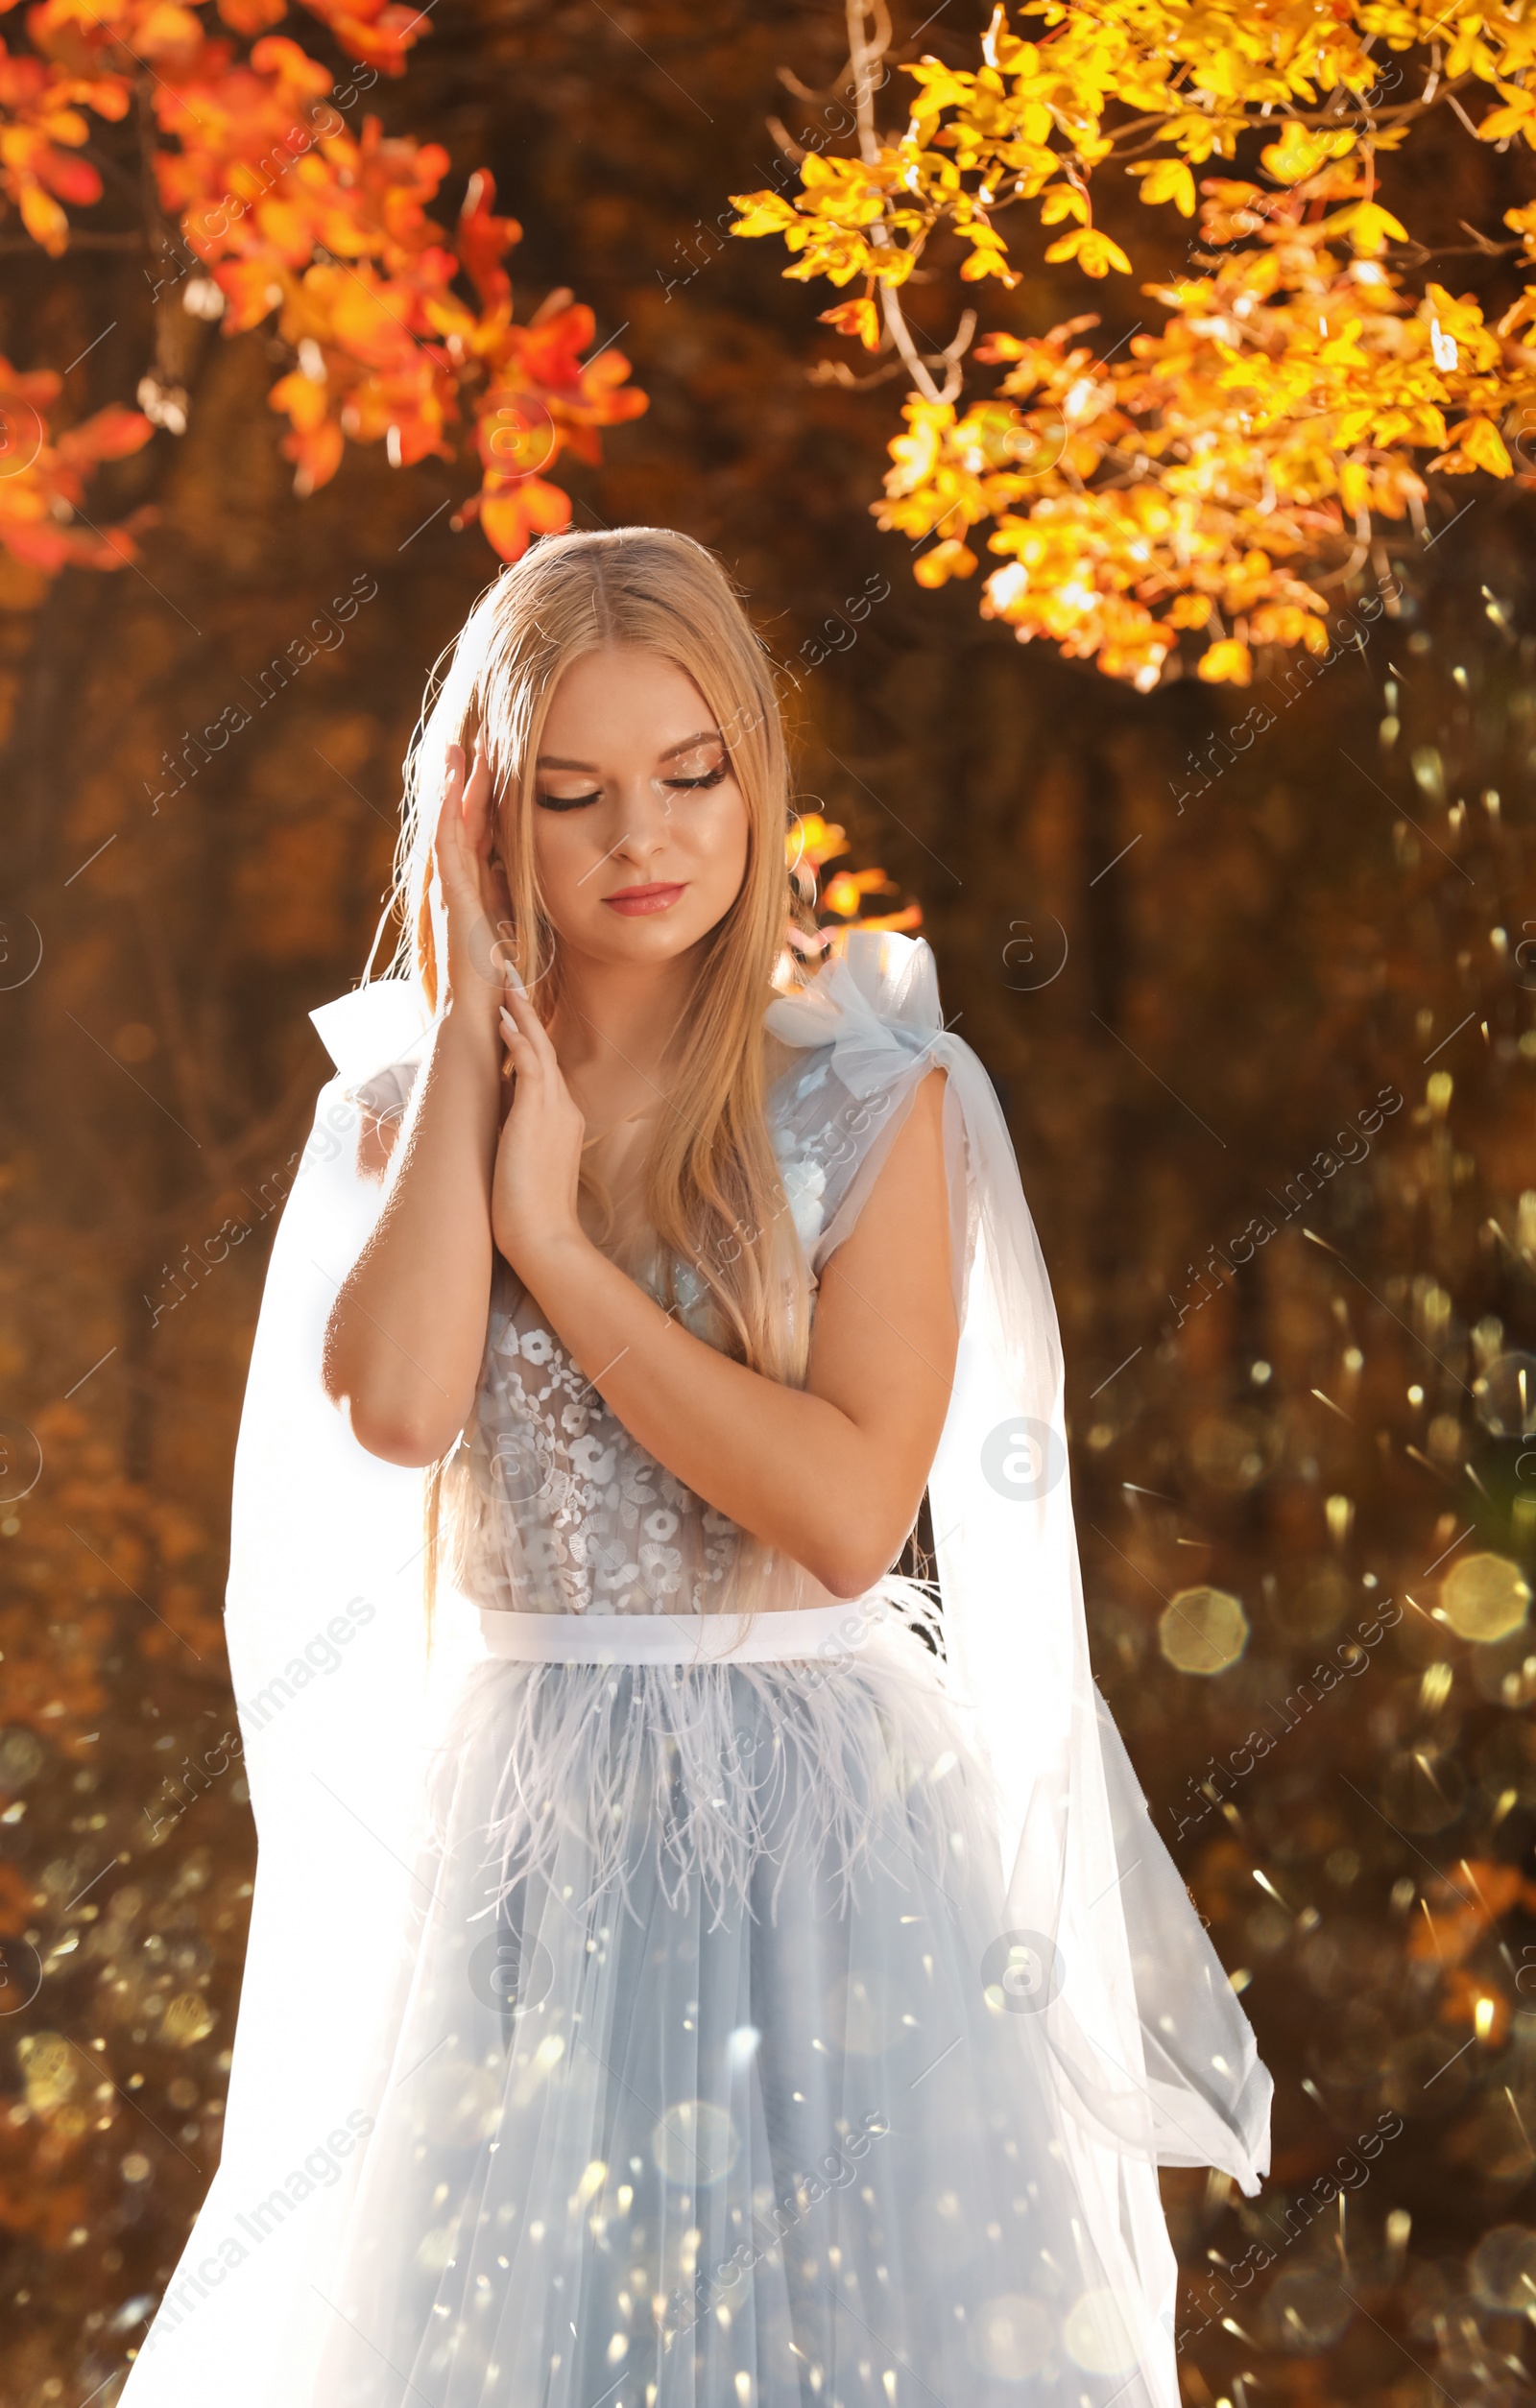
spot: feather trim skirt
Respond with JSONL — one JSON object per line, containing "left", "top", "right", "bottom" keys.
{"left": 272, "top": 1597, "right": 1170, "bottom": 2408}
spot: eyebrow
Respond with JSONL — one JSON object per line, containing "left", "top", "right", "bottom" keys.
{"left": 535, "top": 727, "right": 724, "bottom": 771}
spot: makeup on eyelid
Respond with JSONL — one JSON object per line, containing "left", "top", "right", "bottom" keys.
{"left": 535, "top": 760, "right": 729, "bottom": 811}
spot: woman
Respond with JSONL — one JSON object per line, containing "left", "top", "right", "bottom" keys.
{"left": 122, "top": 527, "right": 1269, "bottom": 2408}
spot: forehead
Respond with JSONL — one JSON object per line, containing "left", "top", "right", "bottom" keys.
{"left": 539, "top": 648, "right": 718, "bottom": 761}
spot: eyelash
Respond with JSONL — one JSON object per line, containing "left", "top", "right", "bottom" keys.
{"left": 535, "top": 762, "right": 730, "bottom": 812}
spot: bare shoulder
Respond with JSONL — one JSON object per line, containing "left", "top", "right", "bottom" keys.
{"left": 824, "top": 1064, "right": 951, "bottom": 1273}
{"left": 860, "top": 1064, "right": 948, "bottom": 1208}
{"left": 809, "top": 1061, "right": 957, "bottom": 1409}
{"left": 896, "top": 1061, "right": 948, "bottom": 1133}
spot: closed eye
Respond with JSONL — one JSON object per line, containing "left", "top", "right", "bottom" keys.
{"left": 535, "top": 760, "right": 731, "bottom": 809}
{"left": 663, "top": 763, "right": 729, "bottom": 792}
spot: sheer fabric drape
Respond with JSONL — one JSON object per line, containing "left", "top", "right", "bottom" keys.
{"left": 116, "top": 931, "right": 1268, "bottom": 2408}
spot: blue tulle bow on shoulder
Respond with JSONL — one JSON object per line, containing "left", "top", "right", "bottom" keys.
{"left": 764, "top": 930, "right": 949, "bottom": 1101}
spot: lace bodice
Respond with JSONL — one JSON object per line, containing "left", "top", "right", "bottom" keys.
{"left": 443, "top": 1259, "right": 780, "bottom": 1618}
{"left": 432, "top": 1035, "right": 923, "bottom": 1617}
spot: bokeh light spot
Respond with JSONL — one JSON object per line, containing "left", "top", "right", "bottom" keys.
{"left": 1159, "top": 1586, "right": 1249, "bottom": 1675}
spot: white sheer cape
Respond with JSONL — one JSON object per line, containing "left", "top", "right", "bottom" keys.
{"left": 118, "top": 928, "right": 1269, "bottom": 2408}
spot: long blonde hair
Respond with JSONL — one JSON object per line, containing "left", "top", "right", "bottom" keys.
{"left": 376, "top": 524, "right": 820, "bottom": 1386}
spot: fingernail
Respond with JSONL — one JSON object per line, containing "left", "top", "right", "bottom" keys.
{"left": 504, "top": 964, "right": 526, "bottom": 994}
{"left": 499, "top": 1006, "right": 515, "bottom": 1034}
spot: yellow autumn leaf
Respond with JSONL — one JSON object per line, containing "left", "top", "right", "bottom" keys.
{"left": 960, "top": 246, "right": 1021, "bottom": 283}
{"left": 1198, "top": 639, "right": 1253, "bottom": 685}
{"left": 729, "top": 191, "right": 800, "bottom": 240}
{"left": 913, "top": 536, "right": 978, "bottom": 586}
{"left": 1326, "top": 201, "right": 1409, "bottom": 257}
{"left": 1339, "top": 457, "right": 1371, "bottom": 516}
{"left": 1044, "top": 228, "right": 1087, "bottom": 265}
{"left": 1451, "top": 417, "right": 1514, "bottom": 476}
{"left": 1038, "top": 184, "right": 1089, "bottom": 226}
{"left": 1127, "top": 157, "right": 1197, "bottom": 215}
{"left": 1477, "top": 83, "right": 1536, "bottom": 147}
{"left": 1077, "top": 228, "right": 1134, "bottom": 277}
{"left": 1167, "top": 591, "right": 1212, "bottom": 629}
{"left": 1045, "top": 226, "right": 1132, "bottom": 275}
{"left": 1259, "top": 123, "right": 1355, "bottom": 184}
{"left": 736, "top": 0, "right": 1536, "bottom": 682}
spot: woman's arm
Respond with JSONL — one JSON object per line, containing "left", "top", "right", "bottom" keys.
{"left": 322, "top": 745, "right": 511, "bottom": 1464}
{"left": 495, "top": 989, "right": 959, "bottom": 1600}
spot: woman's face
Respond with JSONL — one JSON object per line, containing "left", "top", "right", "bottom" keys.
{"left": 522, "top": 647, "right": 751, "bottom": 971}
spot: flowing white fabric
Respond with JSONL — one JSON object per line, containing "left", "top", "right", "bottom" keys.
{"left": 117, "top": 928, "right": 1268, "bottom": 2408}
{"left": 764, "top": 935, "right": 1272, "bottom": 2373}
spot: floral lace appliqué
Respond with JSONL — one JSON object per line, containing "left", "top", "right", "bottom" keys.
{"left": 442, "top": 1036, "right": 904, "bottom": 1619}
{"left": 444, "top": 1276, "right": 764, "bottom": 1618}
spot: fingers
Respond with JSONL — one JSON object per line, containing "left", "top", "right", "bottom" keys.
{"left": 436, "top": 740, "right": 503, "bottom": 958}
{"left": 468, "top": 749, "right": 516, "bottom": 965}
{"left": 463, "top": 740, "right": 494, "bottom": 846}
{"left": 434, "top": 744, "right": 472, "bottom": 877}
{"left": 462, "top": 741, "right": 498, "bottom": 894}
{"left": 501, "top": 983, "right": 559, "bottom": 1072}
{"left": 499, "top": 995, "right": 535, "bottom": 1082}
{"left": 438, "top": 741, "right": 465, "bottom": 831}
{"left": 498, "top": 989, "right": 583, "bottom": 1121}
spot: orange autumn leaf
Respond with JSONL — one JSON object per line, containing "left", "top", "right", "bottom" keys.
{"left": 215, "top": 0, "right": 287, "bottom": 30}
{"left": 822, "top": 867, "right": 899, "bottom": 918}
{"left": 789, "top": 813, "right": 850, "bottom": 870}
{"left": 0, "top": 358, "right": 153, "bottom": 570}
{"left": 1, "top": 0, "right": 646, "bottom": 569}
{"left": 852, "top": 902, "right": 924, "bottom": 933}
{"left": 819, "top": 295, "right": 880, "bottom": 350}
{"left": 457, "top": 166, "right": 519, "bottom": 312}
{"left": 913, "top": 536, "right": 977, "bottom": 586}
{"left": 295, "top": 0, "right": 426, "bottom": 74}
{"left": 474, "top": 473, "right": 573, "bottom": 563}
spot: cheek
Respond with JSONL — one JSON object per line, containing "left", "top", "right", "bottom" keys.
{"left": 686, "top": 788, "right": 751, "bottom": 888}
{"left": 531, "top": 817, "right": 597, "bottom": 921}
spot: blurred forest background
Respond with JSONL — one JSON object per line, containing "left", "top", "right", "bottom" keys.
{"left": 3, "top": 0, "right": 1536, "bottom": 2403}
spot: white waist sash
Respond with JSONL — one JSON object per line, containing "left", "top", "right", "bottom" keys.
{"left": 466, "top": 1592, "right": 909, "bottom": 1667}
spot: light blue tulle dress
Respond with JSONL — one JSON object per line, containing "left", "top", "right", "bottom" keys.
{"left": 122, "top": 935, "right": 1270, "bottom": 2408}
{"left": 299, "top": 1058, "right": 1130, "bottom": 2408}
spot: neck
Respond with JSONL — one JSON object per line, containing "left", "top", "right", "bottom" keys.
{"left": 549, "top": 943, "right": 707, "bottom": 1094}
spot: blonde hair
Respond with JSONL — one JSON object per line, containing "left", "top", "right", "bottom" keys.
{"left": 375, "top": 524, "right": 820, "bottom": 1386}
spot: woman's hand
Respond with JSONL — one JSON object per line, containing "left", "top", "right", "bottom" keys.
{"left": 485, "top": 1066, "right": 958, "bottom": 1598}
{"left": 324, "top": 733, "right": 516, "bottom": 1466}
{"left": 434, "top": 737, "right": 513, "bottom": 1023}
{"left": 492, "top": 984, "right": 590, "bottom": 1282}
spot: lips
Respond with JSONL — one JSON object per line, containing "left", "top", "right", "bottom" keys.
{"left": 602, "top": 882, "right": 686, "bottom": 917}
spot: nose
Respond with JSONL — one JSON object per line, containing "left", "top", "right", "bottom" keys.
{"left": 609, "top": 770, "right": 677, "bottom": 870}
